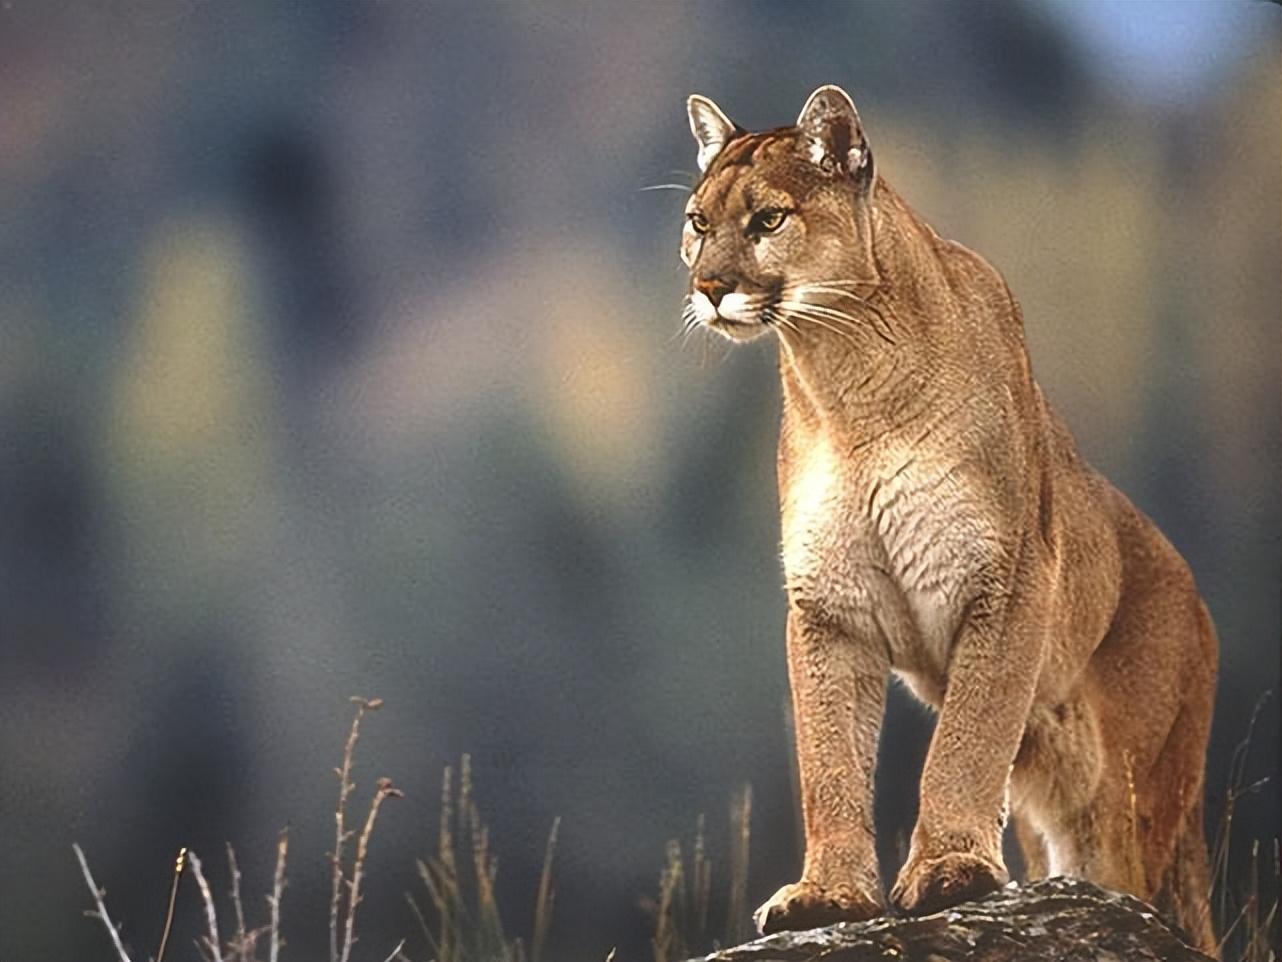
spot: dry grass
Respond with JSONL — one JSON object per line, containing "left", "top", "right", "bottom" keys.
{"left": 73, "top": 697, "right": 405, "bottom": 962}
{"left": 644, "top": 785, "right": 753, "bottom": 962}
{"left": 405, "top": 754, "right": 559, "bottom": 962}
{"left": 1210, "top": 693, "right": 1279, "bottom": 962}
{"left": 74, "top": 830, "right": 290, "bottom": 962}
{"left": 73, "top": 693, "right": 1276, "bottom": 961}
{"left": 73, "top": 697, "right": 566, "bottom": 962}
{"left": 73, "top": 841, "right": 135, "bottom": 962}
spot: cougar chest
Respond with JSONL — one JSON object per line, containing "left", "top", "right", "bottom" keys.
{"left": 781, "top": 432, "right": 997, "bottom": 677}
{"left": 780, "top": 435, "right": 857, "bottom": 593}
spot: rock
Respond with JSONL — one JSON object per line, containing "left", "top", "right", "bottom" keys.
{"left": 684, "top": 877, "right": 1214, "bottom": 962}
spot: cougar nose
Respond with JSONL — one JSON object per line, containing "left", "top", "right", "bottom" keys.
{"left": 695, "top": 276, "right": 735, "bottom": 307}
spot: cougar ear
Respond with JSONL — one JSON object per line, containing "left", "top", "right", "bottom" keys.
{"left": 796, "top": 84, "right": 874, "bottom": 187}
{"left": 687, "top": 94, "right": 737, "bottom": 173}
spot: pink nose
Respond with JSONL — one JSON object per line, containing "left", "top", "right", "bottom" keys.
{"left": 695, "top": 277, "right": 735, "bottom": 307}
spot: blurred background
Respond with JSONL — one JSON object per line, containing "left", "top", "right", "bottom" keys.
{"left": 1, "top": 2, "right": 1278, "bottom": 960}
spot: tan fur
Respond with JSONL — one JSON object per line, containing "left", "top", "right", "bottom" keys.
{"left": 680, "top": 86, "right": 1218, "bottom": 953}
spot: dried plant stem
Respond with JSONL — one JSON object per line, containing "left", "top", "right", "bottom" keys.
{"left": 650, "top": 837, "right": 684, "bottom": 962}
{"left": 268, "top": 828, "right": 289, "bottom": 962}
{"left": 1208, "top": 691, "right": 1275, "bottom": 961}
{"left": 339, "top": 776, "right": 403, "bottom": 962}
{"left": 186, "top": 850, "right": 224, "bottom": 962}
{"left": 531, "top": 817, "right": 560, "bottom": 962}
{"left": 331, "top": 697, "right": 380, "bottom": 962}
{"left": 76, "top": 697, "right": 421, "bottom": 962}
{"left": 227, "top": 844, "right": 247, "bottom": 962}
{"left": 726, "top": 784, "right": 752, "bottom": 944}
{"left": 411, "top": 755, "right": 558, "bottom": 962}
{"left": 647, "top": 785, "right": 756, "bottom": 961}
{"left": 155, "top": 847, "right": 188, "bottom": 962}
{"left": 405, "top": 888, "right": 441, "bottom": 960}
{"left": 1121, "top": 750, "right": 1145, "bottom": 894}
{"left": 73, "top": 843, "right": 134, "bottom": 962}
{"left": 692, "top": 814, "right": 710, "bottom": 944}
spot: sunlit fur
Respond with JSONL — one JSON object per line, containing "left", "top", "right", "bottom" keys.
{"left": 678, "top": 86, "right": 1218, "bottom": 954}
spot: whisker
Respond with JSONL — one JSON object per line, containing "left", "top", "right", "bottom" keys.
{"left": 785, "top": 280, "right": 882, "bottom": 307}
{"left": 793, "top": 304, "right": 895, "bottom": 348}
{"left": 771, "top": 319, "right": 800, "bottom": 362}
{"left": 776, "top": 301, "right": 865, "bottom": 332}
{"left": 786, "top": 317, "right": 857, "bottom": 345}
{"left": 791, "top": 285, "right": 868, "bottom": 301}
{"left": 764, "top": 307, "right": 803, "bottom": 347}
{"left": 774, "top": 305, "right": 861, "bottom": 345}
{"left": 680, "top": 302, "right": 711, "bottom": 349}
{"left": 777, "top": 300, "right": 860, "bottom": 321}
{"left": 789, "top": 278, "right": 877, "bottom": 292}
{"left": 671, "top": 298, "right": 701, "bottom": 346}
{"left": 638, "top": 183, "right": 694, "bottom": 193}
{"left": 780, "top": 300, "right": 881, "bottom": 343}
{"left": 779, "top": 288, "right": 898, "bottom": 347}
{"left": 678, "top": 317, "right": 702, "bottom": 348}
{"left": 798, "top": 320, "right": 859, "bottom": 345}
{"left": 699, "top": 326, "right": 722, "bottom": 368}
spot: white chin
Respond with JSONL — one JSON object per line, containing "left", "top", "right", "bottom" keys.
{"left": 690, "top": 291, "right": 770, "bottom": 342}
{"left": 706, "top": 317, "right": 770, "bottom": 342}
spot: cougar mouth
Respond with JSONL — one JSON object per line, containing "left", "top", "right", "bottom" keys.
{"left": 689, "top": 290, "right": 773, "bottom": 342}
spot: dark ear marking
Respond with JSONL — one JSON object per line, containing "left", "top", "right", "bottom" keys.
{"left": 796, "top": 84, "right": 874, "bottom": 189}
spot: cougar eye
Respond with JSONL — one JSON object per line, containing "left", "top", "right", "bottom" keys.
{"left": 688, "top": 211, "right": 710, "bottom": 235}
{"left": 749, "top": 208, "right": 787, "bottom": 234}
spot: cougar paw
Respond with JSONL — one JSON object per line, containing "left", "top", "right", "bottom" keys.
{"left": 889, "top": 851, "right": 1006, "bottom": 916}
{"left": 753, "top": 879, "right": 882, "bottom": 934}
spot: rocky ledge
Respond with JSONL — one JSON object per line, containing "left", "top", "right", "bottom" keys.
{"left": 685, "top": 877, "right": 1213, "bottom": 962}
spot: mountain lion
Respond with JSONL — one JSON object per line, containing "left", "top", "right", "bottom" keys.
{"left": 678, "top": 85, "right": 1217, "bottom": 953}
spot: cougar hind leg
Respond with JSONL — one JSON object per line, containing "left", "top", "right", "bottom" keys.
{"left": 1152, "top": 797, "right": 1216, "bottom": 956}
{"left": 1144, "top": 686, "right": 1217, "bottom": 955}
{"left": 1149, "top": 607, "right": 1218, "bottom": 956}
{"left": 1015, "top": 699, "right": 1151, "bottom": 892}
{"left": 1101, "top": 593, "right": 1218, "bottom": 955}
{"left": 1010, "top": 693, "right": 1105, "bottom": 878}
{"left": 1020, "top": 656, "right": 1217, "bottom": 954}
{"left": 1054, "top": 762, "right": 1147, "bottom": 891}
{"left": 1012, "top": 812, "right": 1048, "bottom": 881}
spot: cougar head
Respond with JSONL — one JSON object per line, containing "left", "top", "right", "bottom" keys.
{"left": 680, "top": 85, "right": 879, "bottom": 343}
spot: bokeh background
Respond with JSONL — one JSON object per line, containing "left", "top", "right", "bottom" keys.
{"left": 2, "top": 2, "right": 1278, "bottom": 960}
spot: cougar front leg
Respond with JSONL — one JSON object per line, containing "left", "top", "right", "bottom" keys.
{"left": 890, "top": 587, "right": 1045, "bottom": 915}
{"left": 755, "top": 605, "right": 889, "bottom": 934}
